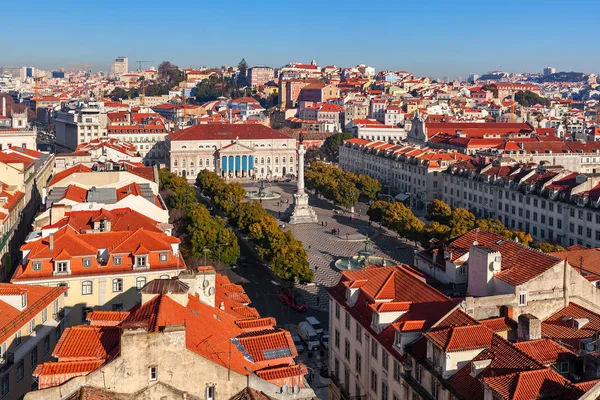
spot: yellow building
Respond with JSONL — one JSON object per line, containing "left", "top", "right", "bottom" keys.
{"left": 11, "top": 226, "right": 186, "bottom": 326}
{"left": 0, "top": 283, "right": 66, "bottom": 400}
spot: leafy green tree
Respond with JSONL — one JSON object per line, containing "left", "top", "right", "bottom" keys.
{"left": 424, "top": 221, "right": 452, "bottom": 245}
{"left": 352, "top": 174, "right": 381, "bottom": 200}
{"left": 514, "top": 90, "right": 550, "bottom": 107}
{"left": 197, "top": 170, "right": 225, "bottom": 197}
{"left": 332, "top": 179, "right": 360, "bottom": 208}
{"left": 323, "top": 132, "right": 354, "bottom": 160}
{"left": 427, "top": 200, "right": 452, "bottom": 225}
{"left": 367, "top": 200, "right": 390, "bottom": 222}
{"left": 382, "top": 202, "right": 424, "bottom": 242}
{"left": 530, "top": 241, "right": 566, "bottom": 253}
{"left": 214, "top": 182, "right": 246, "bottom": 213}
{"left": 231, "top": 201, "right": 268, "bottom": 232}
{"left": 511, "top": 231, "right": 533, "bottom": 247}
{"left": 448, "top": 208, "right": 476, "bottom": 237}
{"left": 238, "top": 58, "right": 248, "bottom": 78}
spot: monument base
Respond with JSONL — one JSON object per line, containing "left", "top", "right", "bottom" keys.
{"left": 285, "top": 192, "right": 318, "bottom": 224}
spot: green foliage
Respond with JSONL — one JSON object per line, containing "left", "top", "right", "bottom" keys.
{"left": 159, "top": 169, "right": 239, "bottom": 265}
{"left": 480, "top": 84, "right": 498, "bottom": 98}
{"left": 367, "top": 200, "right": 390, "bottom": 223}
{"left": 427, "top": 200, "right": 452, "bottom": 225}
{"left": 448, "top": 208, "right": 476, "bottom": 237}
{"left": 382, "top": 202, "right": 424, "bottom": 243}
{"left": 514, "top": 90, "right": 550, "bottom": 107}
{"left": 305, "top": 162, "right": 377, "bottom": 207}
{"left": 195, "top": 74, "right": 244, "bottom": 103}
{"left": 323, "top": 132, "right": 354, "bottom": 160}
{"left": 200, "top": 170, "right": 313, "bottom": 283}
{"left": 238, "top": 58, "right": 248, "bottom": 77}
{"left": 530, "top": 241, "right": 564, "bottom": 253}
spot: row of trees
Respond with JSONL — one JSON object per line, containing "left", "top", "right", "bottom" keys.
{"left": 368, "top": 199, "right": 564, "bottom": 252}
{"left": 159, "top": 169, "right": 240, "bottom": 265}
{"left": 514, "top": 90, "right": 551, "bottom": 107}
{"left": 196, "top": 170, "right": 313, "bottom": 283}
{"left": 194, "top": 74, "right": 245, "bottom": 103}
{"left": 305, "top": 162, "right": 381, "bottom": 208}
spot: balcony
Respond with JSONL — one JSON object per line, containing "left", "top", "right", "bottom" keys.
{"left": 0, "top": 353, "right": 15, "bottom": 373}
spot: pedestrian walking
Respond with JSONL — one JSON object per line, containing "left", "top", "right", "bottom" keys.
{"left": 308, "top": 245, "right": 311, "bottom": 250}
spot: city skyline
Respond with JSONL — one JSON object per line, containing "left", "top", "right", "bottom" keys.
{"left": 5, "top": 0, "right": 600, "bottom": 77}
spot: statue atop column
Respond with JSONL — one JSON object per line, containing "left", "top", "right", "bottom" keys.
{"left": 285, "top": 137, "right": 318, "bottom": 224}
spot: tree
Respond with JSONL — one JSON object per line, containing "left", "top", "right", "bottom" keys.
{"left": 352, "top": 174, "right": 381, "bottom": 200}
{"left": 422, "top": 222, "right": 452, "bottom": 247}
{"left": 214, "top": 182, "right": 246, "bottom": 213}
{"left": 531, "top": 241, "right": 566, "bottom": 253}
{"left": 476, "top": 218, "right": 510, "bottom": 237}
{"left": 382, "top": 202, "right": 424, "bottom": 242}
{"left": 427, "top": 200, "right": 452, "bottom": 225}
{"left": 232, "top": 201, "right": 268, "bottom": 232}
{"left": 158, "top": 61, "right": 177, "bottom": 79}
{"left": 448, "top": 208, "right": 476, "bottom": 237}
{"left": 514, "top": 90, "right": 550, "bottom": 107}
{"left": 367, "top": 200, "right": 390, "bottom": 223}
{"left": 511, "top": 231, "right": 533, "bottom": 247}
{"left": 196, "top": 170, "right": 225, "bottom": 197}
{"left": 323, "top": 132, "right": 354, "bottom": 160}
{"left": 332, "top": 179, "right": 360, "bottom": 208}
{"left": 238, "top": 58, "right": 248, "bottom": 78}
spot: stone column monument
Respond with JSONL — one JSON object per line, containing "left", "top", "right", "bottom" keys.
{"left": 286, "top": 134, "right": 318, "bottom": 224}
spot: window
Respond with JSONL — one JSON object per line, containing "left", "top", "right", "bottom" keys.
{"left": 43, "top": 335, "right": 50, "bottom": 354}
{"left": 160, "top": 275, "right": 170, "bottom": 279}
{"left": 31, "top": 347, "right": 38, "bottom": 367}
{"left": 206, "top": 385, "right": 215, "bottom": 400}
{"left": 112, "top": 278, "right": 123, "bottom": 292}
{"left": 15, "top": 330, "right": 21, "bottom": 346}
{"left": 356, "top": 351, "right": 362, "bottom": 375}
{"left": 344, "top": 311, "right": 351, "bottom": 330}
{"left": 136, "top": 277, "right": 147, "bottom": 289}
{"left": 42, "top": 308, "right": 47, "bottom": 323}
{"left": 21, "top": 294, "right": 27, "bottom": 308}
{"left": 371, "top": 338, "right": 378, "bottom": 360}
{"left": 560, "top": 361, "right": 569, "bottom": 374}
{"left": 382, "top": 381, "right": 388, "bottom": 400}
{"left": 1, "top": 373, "right": 9, "bottom": 397}
{"left": 33, "top": 261, "right": 42, "bottom": 270}
{"left": 382, "top": 351, "right": 389, "bottom": 371}
{"left": 459, "top": 265, "right": 466, "bottom": 275}
{"left": 334, "top": 358, "right": 340, "bottom": 380}
{"left": 29, "top": 319, "right": 35, "bottom": 334}
{"left": 112, "top": 303, "right": 124, "bottom": 311}
{"left": 335, "top": 329, "right": 340, "bottom": 349}
{"left": 518, "top": 292, "right": 527, "bottom": 306}
{"left": 356, "top": 323, "right": 362, "bottom": 343}
{"left": 82, "top": 281, "right": 93, "bottom": 295}
{"left": 393, "top": 360, "right": 401, "bottom": 382}
{"left": 136, "top": 256, "right": 147, "bottom": 267}
{"left": 149, "top": 366, "right": 158, "bottom": 381}
{"left": 344, "top": 339, "right": 350, "bottom": 360}
{"left": 83, "top": 258, "right": 92, "bottom": 267}
{"left": 17, "top": 359, "right": 24, "bottom": 382}
{"left": 113, "top": 256, "right": 122, "bottom": 265}
{"left": 415, "top": 366, "right": 422, "bottom": 383}
{"left": 160, "top": 253, "right": 168, "bottom": 262}
{"left": 335, "top": 302, "right": 340, "bottom": 319}
{"left": 431, "top": 382, "right": 439, "bottom": 400}
{"left": 371, "top": 370, "right": 378, "bottom": 393}
{"left": 53, "top": 299, "right": 59, "bottom": 314}
{"left": 56, "top": 261, "right": 68, "bottom": 273}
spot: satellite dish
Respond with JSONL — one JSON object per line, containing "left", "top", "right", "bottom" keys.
{"left": 208, "top": 287, "right": 215, "bottom": 296}
{"left": 586, "top": 343, "right": 595, "bottom": 352}
{"left": 293, "top": 384, "right": 300, "bottom": 394}
{"left": 282, "top": 385, "right": 289, "bottom": 394}
{"left": 202, "top": 280, "right": 209, "bottom": 288}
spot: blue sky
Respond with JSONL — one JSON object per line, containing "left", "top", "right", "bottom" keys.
{"left": 5, "top": 0, "right": 600, "bottom": 78}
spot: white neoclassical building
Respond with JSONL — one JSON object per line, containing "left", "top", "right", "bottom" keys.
{"left": 166, "top": 123, "right": 298, "bottom": 180}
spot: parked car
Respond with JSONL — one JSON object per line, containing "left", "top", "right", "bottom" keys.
{"left": 279, "top": 288, "right": 308, "bottom": 312}
{"left": 320, "top": 331, "right": 329, "bottom": 349}
{"left": 298, "top": 322, "right": 320, "bottom": 350}
{"left": 292, "top": 335, "right": 304, "bottom": 353}
{"left": 305, "top": 316, "right": 324, "bottom": 335}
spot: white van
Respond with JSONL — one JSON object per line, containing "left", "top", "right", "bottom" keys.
{"left": 305, "top": 316, "right": 324, "bottom": 335}
{"left": 298, "top": 321, "right": 320, "bottom": 350}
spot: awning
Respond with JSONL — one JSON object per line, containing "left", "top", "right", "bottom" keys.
{"left": 394, "top": 193, "right": 410, "bottom": 202}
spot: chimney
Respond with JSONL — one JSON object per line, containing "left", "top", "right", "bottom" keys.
{"left": 517, "top": 313, "right": 541, "bottom": 341}
{"left": 50, "top": 204, "right": 66, "bottom": 225}
{"left": 49, "top": 233, "right": 54, "bottom": 251}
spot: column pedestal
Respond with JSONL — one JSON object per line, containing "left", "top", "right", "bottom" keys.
{"left": 285, "top": 143, "right": 318, "bottom": 224}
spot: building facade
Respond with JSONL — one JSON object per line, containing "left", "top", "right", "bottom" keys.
{"left": 247, "top": 66, "right": 275, "bottom": 88}
{"left": 167, "top": 123, "right": 297, "bottom": 180}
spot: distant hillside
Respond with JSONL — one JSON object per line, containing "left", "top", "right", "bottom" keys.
{"left": 530, "top": 71, "right": 587, "bottom": 83}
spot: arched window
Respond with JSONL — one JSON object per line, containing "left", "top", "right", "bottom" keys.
{"left": 275, "top": 157, "right": 279, "bottom": 164}
{"left": 199, "top": 159, "right": 203, "bottom": 166}
{"left": 112, "top": 279, "right": 123, "bottom": 293}
{"left": 190, "top": 160, "right": 194, "bottom": 167}
{"left": 267, "top": 157, "right": 271, "bottom": 164}
{"left": 174, "top": 160, "right": 178, "bottom": 167}
{"left": 182, "top": 160, "right": 186, "bottom": 167}
{"left": 206, "top": 158, "right": 210, "bottom": 166}
{"left": 261, "top": 157, "right": 265, "bottom": 164}
{"left": 282, "top": 156, "right": 286, "bottom": 163}
{"left": 275, "top": 167, "right": 279, "bottom": 173}
{"left": 136, "top": 277, "right": 147, "bottom": 289}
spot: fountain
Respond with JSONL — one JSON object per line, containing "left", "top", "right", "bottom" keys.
{"left": 245, "top": 179, "right": 281, "bottom": 200}
{"left": 334, "top": 236, "right": 396, "bottom": 271}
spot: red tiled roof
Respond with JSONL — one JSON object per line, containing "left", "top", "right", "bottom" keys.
{"left": 483, "top": 368, "right": 583, "bottom": 400}
{"left": 426, "top": 324, "right": 494, "bottom": 352}
{"left": 49, "top": 164, "right": 93, "bottom": 187}
{"left": 53, "top": 326, "right": 121, "bottom": 360}
{"left": 480, "top": 316, "right": 517, "bottom": 333}
{"left": 168, "top": 123, "right": 290, "bottom": 141}
{"left": 513, "top": 338, "right": 577, "bottom": 364}
{"left": 542, "top": 302, "right": 600, "bottom": 350}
